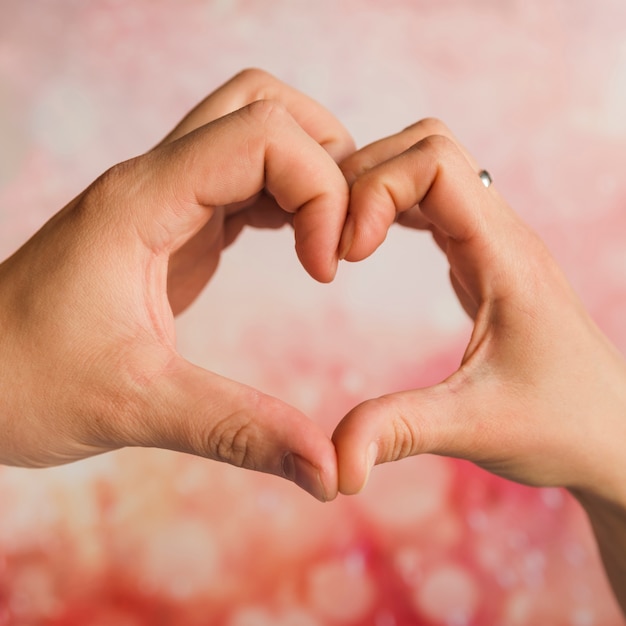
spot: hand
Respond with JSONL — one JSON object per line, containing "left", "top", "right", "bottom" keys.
{"left": 333, "top": 118, "right": 626, "bottom": 509}
{"left": 0, "top": 69, "right": 355, "bottom": 502}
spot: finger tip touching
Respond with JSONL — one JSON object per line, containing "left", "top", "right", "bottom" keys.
{"left": 277, "top": 415, "right": 339, "bottom": 503}
{"left": 282, "top": 449, "right": 338, "bottom": 503}
{"left": 332, "top": 411, "right": 379, "bottom": 496}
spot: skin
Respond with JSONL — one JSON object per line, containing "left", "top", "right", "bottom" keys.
{"left": 1, "top": 69, "right": 625, "bottom": 613}
{"left": 332, "top": 118, "right": 626, "bottom": 613}
{"left": 0, "top": 69, "right": 357, "bottom": 502}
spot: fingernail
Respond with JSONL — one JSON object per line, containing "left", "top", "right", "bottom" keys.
{"left": 359, "top": 442, "right": 378, "bottom": 494}
{"left": 282, "top": 453, "right": 327, "bottom": 502}
{"left": 338, "top": 214, "right": 355, "bottom": 261}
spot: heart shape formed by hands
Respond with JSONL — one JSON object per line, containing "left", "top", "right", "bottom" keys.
{"left": 0, "top": 69, "right": 621, "bottom": 518}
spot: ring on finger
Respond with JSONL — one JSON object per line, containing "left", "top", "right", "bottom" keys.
{"left": 479, "top": 170, "right": 493, "bottom": 188}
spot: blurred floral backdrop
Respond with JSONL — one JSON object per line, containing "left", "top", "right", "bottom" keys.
{"left": 1, "top": 1, "right": 626, "bottom": 624}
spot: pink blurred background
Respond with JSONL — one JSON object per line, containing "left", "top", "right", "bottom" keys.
{"left": 1, "top": 1, "right": 626, "bottom": 624}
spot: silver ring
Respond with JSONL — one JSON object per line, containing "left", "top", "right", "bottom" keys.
{"left": 479, "top": 170, "right": 493, "bottom": 188}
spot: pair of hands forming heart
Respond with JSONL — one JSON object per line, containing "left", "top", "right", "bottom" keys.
{"left": 1, "top": 70, "right": 626, "bottom": 527}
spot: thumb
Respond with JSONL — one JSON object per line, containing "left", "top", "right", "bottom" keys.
{"left": 332, "top": 375, "right": 486, "bottom": 495}
{"left": 126, "top": 356, "right": 337, "bottom": 502}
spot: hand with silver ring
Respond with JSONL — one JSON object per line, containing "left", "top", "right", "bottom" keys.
{"left": 333, "top": 117, "right": 626, "bottom": 612}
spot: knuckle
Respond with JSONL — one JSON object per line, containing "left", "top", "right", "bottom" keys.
{"left": 232, "top": 68, "right": 280, "bottom": 104}
{"left": 416, "top": 133, "right": 459, "bottom": 160}
{"left": 371, "top": 395, "right": 423, "bottom": 462}
{"left": 244, "top": 98, "right": 289, "bottom": 127}
{"left": 234, "top": 67, "right": 275, "bottom": 88}
{"left": 94, "top": 158, "right": 136, "bottom": 193}
{"left": 72, "top": 157, "right": 145, "bottom": 231}
{"left": 411, "top": 116, "right": 451, "bottom": 137}
{"left": 239, "top": 100, "right": 292, "bottom": 153}
{"left": 206, "top": 414, "right": 255, "bottom": 470}
{"left": 390, "top": 413, "right": 421, "bottom": 461}
{"left": 90, "top": 155, "right": 148, "bottom": 209}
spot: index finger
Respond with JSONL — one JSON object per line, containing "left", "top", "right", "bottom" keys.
{"left": 101, "top": 99, "right": 350, "bottom": 283}
{"left": 340, "top": 117, "right": 481, "bottom": 185}
{"left": 341, "top": 133, "right": 522, "bottom": 299}
{"left": 160, "top": 68, "right": 356, "bottom": 162}
{"left": 339, "top": 118, "right": 485, "bottom": 240}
